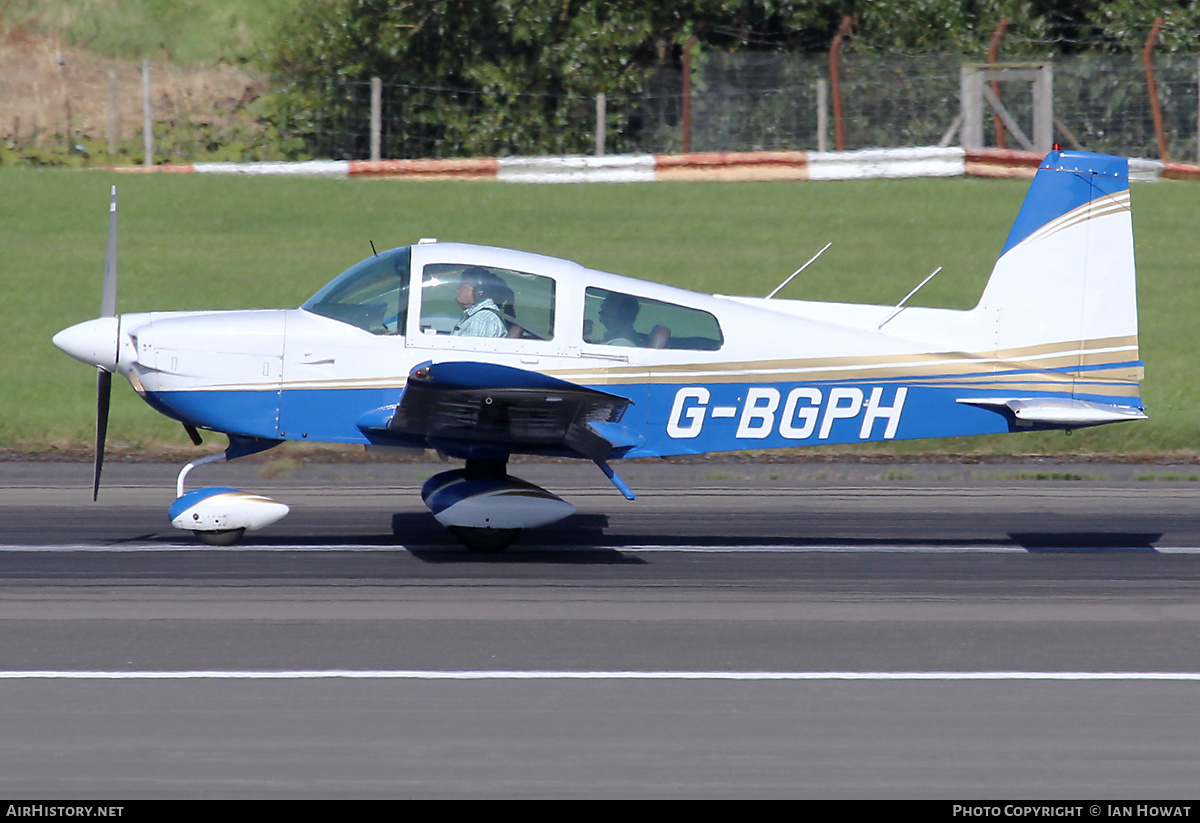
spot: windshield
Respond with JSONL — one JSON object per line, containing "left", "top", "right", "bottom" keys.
{"left": 302, "top": 247, "right": 411, "bottom": 335}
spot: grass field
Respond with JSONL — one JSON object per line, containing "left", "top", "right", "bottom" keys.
{"left": 5, "top": 0, "right": 292, "bottom": 64}
{"left": 3, "top": 168, "right": 1197, "bottom": 457}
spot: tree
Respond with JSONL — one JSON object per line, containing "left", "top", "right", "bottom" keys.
{"left": 267, "top": 1, "right": 1198, "bottom": 158}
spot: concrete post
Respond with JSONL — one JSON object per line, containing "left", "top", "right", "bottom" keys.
{"left": 816, "top": 79, "right": 828, "bottom": 153}
{"left": 107, "top": 68, "right": 119, "bottom": 155}
{"left": 960, "top": 66, "right": 983, "bottom": 149}
{"left": 1033, "top": 63, "right": 1053, "bottom": 152}
{"left": 595, "top": 93, "right": 606, "bottom": 156}
{"left": 141, "top": 59, "right": 152, "bottom": 167}
{"left": 370, "top": 77, "right": 381, "bottom": 162}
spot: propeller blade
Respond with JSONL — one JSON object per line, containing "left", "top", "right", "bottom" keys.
{"left": 94, "top": 367, "right": 112, "bottom": 501}
{"left": 93, "top": 187, "right": 119, "bottom": 501}
{"left": 101, "top": 186, "right": 117, "bottom": 318}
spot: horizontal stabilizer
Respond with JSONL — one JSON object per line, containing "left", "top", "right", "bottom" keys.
{"left": 957, "top": 397, "right": 1147, "bottom": 428}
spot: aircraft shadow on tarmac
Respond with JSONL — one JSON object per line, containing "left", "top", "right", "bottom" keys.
{"left": 1010, "top": 532, "right": 1163, "bottom": 552}
{"left": 137, "top": 509, "right": 1167, "bottom": 559}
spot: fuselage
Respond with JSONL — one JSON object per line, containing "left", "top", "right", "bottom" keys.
{"left": 55, "top": 238, "right": 1142, "bottom": 460}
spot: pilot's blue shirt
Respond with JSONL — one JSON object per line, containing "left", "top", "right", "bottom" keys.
{"left": 452, "top": 299, "right": 507, "bottom": 338}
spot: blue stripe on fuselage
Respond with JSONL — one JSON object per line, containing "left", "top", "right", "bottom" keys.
{"left": 146, "top": 388, "right": 282, "bottom": 439}
{"left": 146, "top": 368, "right": 1142, "bottom": 458}
{"left": 147, "top": 386, "right": 404, "bottom": 442}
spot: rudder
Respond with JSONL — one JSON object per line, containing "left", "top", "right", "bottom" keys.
{"left": 974, "top": 150, "right": 1141, "bottom": 404}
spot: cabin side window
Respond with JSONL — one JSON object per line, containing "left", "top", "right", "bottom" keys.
{"left": 301, "top": 247, "right": 410, "bottom": 335}
{"left": 419, "top": 264, "right": 555, "bottom": 341}
{"left": 583, "top": 287, "right": 723, "bottom": 351}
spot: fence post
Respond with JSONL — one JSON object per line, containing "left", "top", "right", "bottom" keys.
{"left": 60, "top": 58, "right": 70, "bottom": 152}
{"left": 107, "top": 68, "right": 119, "bottom": 155}
{"left": 830, "top": 16, "right": 852, "bottom": 151}
{"left": 1032, "top": 62, "right": 1053, "bottom": 152}
{"left": 1143, "top": 17, "right": 1168, "bottom": 161}
{"left": 681, "top": 36, "right": 697, "bottom": 153}
{"left": 816, "top": 79, "right": 828, "bottom": 152}
{"left": 960, "top": 66, "right": 984, "bottom": 148}
{"left": 141, "top": 59, "right": 153, "bottom": 167}
{"left": 988, "top": 18, "right": 1009, "bottom": 148}
{"left": 370, "top": 77, "right": 381, "bottom": 162}
{"left": 595, "top": 93, "right": 606, "bottom": 156}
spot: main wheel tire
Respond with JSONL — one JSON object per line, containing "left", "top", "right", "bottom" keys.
{"left": 193, "top": 528, "right": 246, "bottom": 546}
{"left": 448, "top": 526, "right": 519, "bottom": 553}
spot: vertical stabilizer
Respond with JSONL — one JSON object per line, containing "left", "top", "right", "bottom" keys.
{"left": 974, "top": 150, "right": 1141, "bottom": 404}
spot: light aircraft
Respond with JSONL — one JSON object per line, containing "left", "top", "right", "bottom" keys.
{"left": 54, "top": 149, "right": 1145, "bottom": 551}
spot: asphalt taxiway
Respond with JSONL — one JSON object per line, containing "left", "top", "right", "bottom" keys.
{"left": 2, "top": 458, "right": 1199, "bottom": 797}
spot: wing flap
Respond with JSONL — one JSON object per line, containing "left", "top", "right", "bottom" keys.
{"left": 387, "top": 361, "right": 633, "bottom": 458}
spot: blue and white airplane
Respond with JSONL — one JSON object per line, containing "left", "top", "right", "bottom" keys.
{"left": 54, "top": 150, "right": 1145, "bottom": 550}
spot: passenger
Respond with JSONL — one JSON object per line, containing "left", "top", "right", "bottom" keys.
{"left": 451, "top": 268, "right": 508, "bottom": 338}
{"left": 598, "top": 292, "right": 643, "bottom": 347}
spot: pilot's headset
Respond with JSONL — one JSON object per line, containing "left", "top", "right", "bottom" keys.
{"left": 466, "top": 269, "right": 506, "bottom": 305}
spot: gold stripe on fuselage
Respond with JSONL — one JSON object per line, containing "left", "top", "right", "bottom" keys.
{"left": 181, "top": 335, "right": 1141, "bottom": 397}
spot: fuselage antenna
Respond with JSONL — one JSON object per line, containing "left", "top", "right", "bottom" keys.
{"left": 765, "top": 242, "right": 832, "bottom": 299}
{"left": 877, "top": 267, "right": 943, "bottom": 330}
{"left": 370, "top": 240, "right": 378, "bottom": 257}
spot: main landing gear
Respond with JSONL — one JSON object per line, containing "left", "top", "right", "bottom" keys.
{"left": 170, "top": 448, "right": 577, "bottom": 552}
{"left": 420, "top": 457, "right": 576, "bottom": 553}
{"left": 447, "top": 525, "right": 521, "bottom": 553}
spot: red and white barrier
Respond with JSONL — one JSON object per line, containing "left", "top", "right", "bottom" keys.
{"left": 963, "top": 148, "right": 1043, "bottom": 179}
{"left": 350, "top": 158, "right": 500, "bottom": 180}
{"left": 112, "top": 147, "right": 1200, "bottom": 183}
{"left": 808, "top": 146, "right": 966, "bottom": 180}
{"left": 497, "top": 154, "right": 657, "bottom": 183}
{"left": 654, "top": 151, "right": 809, "bottom": 181}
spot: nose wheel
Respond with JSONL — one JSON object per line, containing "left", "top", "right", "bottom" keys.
{"left": 170, "top": 448, "right": 289, "bottom": 544}
{"left": 448, "top": 526, "right": 520, "bottom": 553}
{"left": 193, "top": 528, "right": 246, "bottom": 546}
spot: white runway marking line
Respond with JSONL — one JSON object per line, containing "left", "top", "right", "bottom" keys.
{"left": 3, "top": 544, "right": 1200, "bottom": 553}
{"left": 2, "top": 670, "right": 1200, "bottom": 681}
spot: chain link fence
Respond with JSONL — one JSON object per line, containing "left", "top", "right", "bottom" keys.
{"left": 277, "top": 51, "right": 1200, "bottom": 163}
{"left": 3, "top": 48, "right": 1198, "bottom": 163}
{"left": 687, "top": 52, "right": 1200, "bottom": 160}
{"left": 0, "top": 39, "right": 271, "bottom": 164}
{"left": 272, "top": 72, "right": 684, "bottom": 161}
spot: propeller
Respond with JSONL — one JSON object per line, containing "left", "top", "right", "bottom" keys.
{"left": 93, "top": 185, "right": 119, "bottom": 501}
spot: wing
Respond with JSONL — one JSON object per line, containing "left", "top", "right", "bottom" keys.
{"left": 381, "top": 361, "right": 637, "bottom": 461}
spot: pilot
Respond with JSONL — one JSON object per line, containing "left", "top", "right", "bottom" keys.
{"left": 598, "top": 292, "right": 643, "bottom": 347}
{"left": 452, "top": 268, "right": 509, "bottom": 338}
